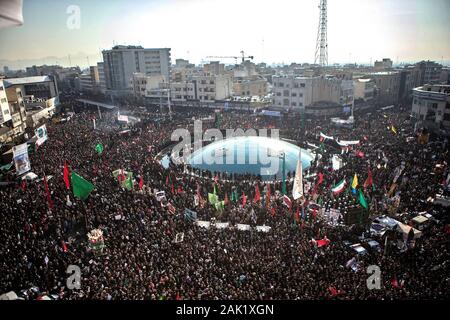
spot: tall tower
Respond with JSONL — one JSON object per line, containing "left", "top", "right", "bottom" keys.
{"left": 314, "top": 0, "right": 328, "bottom": 66}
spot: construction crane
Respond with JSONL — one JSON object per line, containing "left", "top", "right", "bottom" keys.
{"left": 206, "top": 51, "right": 254, "bottom": 64}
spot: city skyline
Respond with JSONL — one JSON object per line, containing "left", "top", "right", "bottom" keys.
{"left": 0, "top": 0, "right": 449, "bottom": 70}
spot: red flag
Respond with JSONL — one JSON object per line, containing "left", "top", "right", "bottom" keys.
{"left": 254, "top": 184, "right": 261, "bottom": 202}
{"left": 318, "top": 172, "right": 324, "bottom": 185}
{"left": 312, "top": 207, "right": 317, "bottom": 220}
{"left": 364, "top": 167, "right": 373, "bottom": 189}
{"left": 171, "top": 183, "right": 175, "bottom": 194}
{"left": 21, "top": 179, "right": 27, "bottom": 191}
{"left": 43, "top": 174, "right": 54, "bottom": 209}
{"left": 271, "top": 206, "right": 276, "bottom": 217}
{"left": 138, "top": 176, "right": 144, "bottom": 190}
{"left": 317, "top": 237, "right": 330, "bottom": 247}
{"left": 242, "top": 192, "right": 247, "bottom": 207}
{"left": 312, "top": 172, "right": 324, "bottom": 196}
{"left": 62, "top": 241, "right": 68, "bottom": 253}
{"left": 63, "top": 161, "right": 70, "bottom": 190}
{"left": 391, "top": 277, "right": 399, "bottom": 288}
{"left": 356, "top": 150, "right": 365, "bottom": 158}
{"left": 329, "top": 287, "right": 339, "bottom": 297}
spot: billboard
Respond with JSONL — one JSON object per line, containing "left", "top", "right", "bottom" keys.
{"left": 35, "top": 124, "right": 48, "bottom": 147}
{"left": 13, "top": 143, "right": 31, "bottom": 176}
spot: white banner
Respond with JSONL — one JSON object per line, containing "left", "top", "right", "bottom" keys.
{"left": 336, "top": 140, "right": 360, "bottom": 146}
{"left": 320, "top": 132, "right": 334, "bottom": 141}
{"left": 13, "top": 143, "right": 31, "bottom": 176}
{"left": 118, "top": 114, "right": 129, "bottom": 123}
{"left": 35, "top": 124, "right": 48, "bottom": 147}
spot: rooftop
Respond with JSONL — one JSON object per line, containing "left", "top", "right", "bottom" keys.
{"left": 3, "top": 76, "right": 52, "bottom": 87}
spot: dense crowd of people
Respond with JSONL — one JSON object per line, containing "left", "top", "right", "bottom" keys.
{"left": 0, "top": 98, "right": 448, "bottom": 300}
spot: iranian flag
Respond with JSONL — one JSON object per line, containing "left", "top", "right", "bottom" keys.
{"left": 331, "top": 179, "right": 346, "bottom": 195}
{"left": 283, "top": 195, "right": 292, "bottom": 210}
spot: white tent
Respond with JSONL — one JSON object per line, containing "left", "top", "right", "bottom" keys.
{"left": 0, "top": 291, "right": 18, "bottom": 300}
{"left": 397, "top": 222, "right": 422, "bottom": 239}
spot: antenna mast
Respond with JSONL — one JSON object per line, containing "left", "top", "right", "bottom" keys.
{"left": 314, "top": 0, "right": 328, "bottom": 66}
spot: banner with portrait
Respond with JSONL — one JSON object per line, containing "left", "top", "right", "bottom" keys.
{"left": 13, "top": 143, "right": 31, "bottom": 176}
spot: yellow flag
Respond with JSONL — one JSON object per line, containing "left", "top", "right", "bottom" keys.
{"left": 391, "top": 125, "right": 397, "bottom": 134}
{"left": 351, "top": 173, "right": 358, "bottom": 189}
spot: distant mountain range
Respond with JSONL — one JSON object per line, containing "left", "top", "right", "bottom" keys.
{"left": 0, "top": 52, "right": 103, "bottom": 70}
{"left": 1, "top": 54, "right": 449, "bottom": 71}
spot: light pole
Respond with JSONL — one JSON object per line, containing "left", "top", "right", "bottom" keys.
{"left": 279, "top": 151, "right": 286, "bottom": 195}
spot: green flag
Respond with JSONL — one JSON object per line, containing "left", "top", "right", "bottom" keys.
{"left": 208, "top": 193, "right": 218, "bottom": 205}
{"left": 215, "top": 200, "right": 225, "bottom": 211}
{"left": 95, "top": 143, "right": 104, "bottom": 155}
{"left": 359, "top": 190, "right": 368, "bottom": 209}
{"left": 124, "top": 172, "right": 134, "bottom": 190}
{"left": 213, "top": 184, "right": 217, "bottom": 195}
{"left": 71, "top": 172, "right": 94, "bottom": 200}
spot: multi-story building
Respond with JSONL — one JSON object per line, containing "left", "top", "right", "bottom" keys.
{"left": 203, "top": 61, "right": 225, "bottom": 75}
{"left": 272, "top": 75, "right": 354, "bottom": 111}
{"left": 415, "top": 60, "right": 442, "bottom": 85}
{"left": 192, "top": 73, "right": 233, "bottom": 102}
{"left": 2, "top": 76, "right": 59, "bottom": 101}
{"left": 411, "top": 84, "right": 450, "bottom": 131}
{"left": 0, "top": 79, "right": 27, "bottom": 143}
{"left": 399, "top": 67, "right": 421, "bottom": 101}
{"left": 2, "top": 76, "right": 59, "bottom": 129}
{"left": 0, "top": 79, "right": 12, "bottom": 125}
{"left": 102, "top": 45, "right": 171, "bottom": 94}
{"left": 353, "top": 78, "right": 375, "bottom": 103}
{"left": 131, "top": 73, "right": 166, "bottom": 98}
{"left": 97, "top": 62, "right": 106, "bottom": 93}
{"left": 142, "top": 73, "right": 232, "bottom": 104}
{"left": 374, "top": 58, "right": 393, "bottom": 71}
{"left": 5, "top": 86, "right": 27, "bottom": 139}
{"left": 79, "top": 66, "right": 100, "bottom": 93}
{"left": 439, "top": 68, "right": 450, "bottom": 85}
{"left": 364, "top": 71, "right": 401, "bottom": 106}
{"left": 233, "top": 75, "right": 268, "bottom": 97}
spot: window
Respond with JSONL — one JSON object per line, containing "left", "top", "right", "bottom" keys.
{"left": 283, "top": 90, "right": 289, "bottom": 97}
{"left": 292, "top": 93, "right": 297, "bottom": 97}
{"left": 300, "top": 83, "right": 305, "bottom": 88}
{"left": 292, "top": 102, "right": 297, "bottom": 106}
{"left": 283, "top": 99, "right": 289, "bottom": 106}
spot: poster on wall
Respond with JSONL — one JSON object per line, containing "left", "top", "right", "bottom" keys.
{"left": 13, "top": 143, "right": 31, "bottom": 176}
{"left": 35, "top": 124, "right": 48, "bottom": 147}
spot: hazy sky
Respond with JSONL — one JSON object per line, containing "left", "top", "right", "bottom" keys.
{"left": 0, "top": 0, "right": 449, "bottom": 68}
